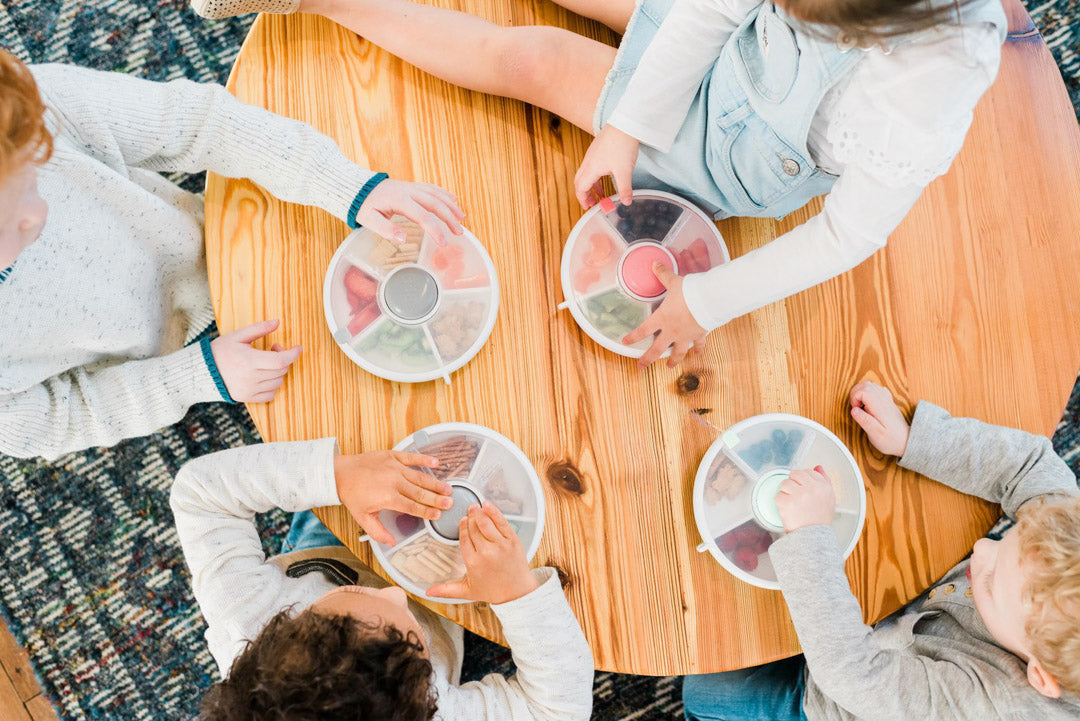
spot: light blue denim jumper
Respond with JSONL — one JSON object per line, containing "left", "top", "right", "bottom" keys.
{"left": 594, "top": 0, "right": 1007, "bottom": 219}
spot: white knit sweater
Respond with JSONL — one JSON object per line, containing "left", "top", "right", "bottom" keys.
{"left": 171, "top": 439, "right": 595, "bottom": 721}
{"left": 0, "top": 64, "right": 377, "bottom": 460}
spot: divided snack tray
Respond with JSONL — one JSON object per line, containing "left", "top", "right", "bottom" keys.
{"left": 324, "top": 219, "right": 500, "bottom": 383}
{"left": 559, "top": 190, "right": 729, "bottom": 358}
{"left": 359, "top": 423, "right": 546, "bottom": 604}
{"left": 692, "top": 414, "right": 867, "bottom": 590}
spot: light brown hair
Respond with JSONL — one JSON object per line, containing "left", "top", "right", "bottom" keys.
{"left": 781, "top": 0, "right": 976, "bottom": 44}
{"left": 1015, "top": 494, "right": 1080, "bottom": 695}
{"left": 0, "top": 48, "right": 52, "bottom": 184}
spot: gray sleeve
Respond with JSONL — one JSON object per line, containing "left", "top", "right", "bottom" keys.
{"left": 899, "top": 401, "right": 1077, "bottom": 517}
{"left": 770, "top": 526, "right": 1015, "bottom": 721}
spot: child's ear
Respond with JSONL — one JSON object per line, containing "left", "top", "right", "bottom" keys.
{"left": 1027, "top": 658, "right": 1062, "bottom": 699}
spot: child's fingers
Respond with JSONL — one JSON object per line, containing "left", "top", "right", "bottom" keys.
{"left": 228, "top": 318, "right": 280, "bottom": 344}
{"left": 353, "top": 202, "right": 401, "bottom": 243}
{"left": 255, "top": 376, "right": 285, "bottom": 391}
{"left": 248, "top": 390, "right": 277, "bottom": 403}
{"left": 482, "top": 501, "right": 515, "bottom": 539}
{"left": 392, "top": 450, "right": 442, "bottom": 470}
{"left": 573, "top": 169, "right": 600, "bottom": 209}
{"left": 851, "top": 406, "right": 886, "bottom": 438}
{"left": 415, "top": 192, "right": 465, "bottom": 235}
{"left": 359, "top": 514, "right": 396, "bottom": 546}
{"left": 470, "top": 505, "right": 502, "bottom": 543}
{"left": 458, "top": 520, "right": 478, "bottom": 559}
{"left": 398, "top": 198, "right": 450, "bottom": 246}
{"left": 249, "top": 346, "right": 302, "bottom": 371}
{"left": 399, "top": 481, "right": 454, "bottom": 511}
{"left": 613, "top": 166, "right": 634, "bottom": 206}
{"left": 402, "top": 468, "right": 452, "bottom": 499}
{"left": 667, "top": 340, "right": 693, "bottom": 368}
{"left": 427, "top": 579, "right": 471, "bottom": 599}
{"left": 419, "top": 184, "right": 464, "bottom": 217}
{"left": 637, "top": 332, "right": 673, "bottom": 368}
{"left": 623, "top": 312, "right": 659, "bottom": 346}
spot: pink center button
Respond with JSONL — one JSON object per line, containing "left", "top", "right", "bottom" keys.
{"left": 619, "top": 242, "right": 677, "bottom": 300}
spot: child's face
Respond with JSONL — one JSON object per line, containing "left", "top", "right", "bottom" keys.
{"left": 0, "top": 160, "right": 48, "bottom": 268}
{"left": 309, "top": 584, "right": 428, "bottom": 656}
{"left": 970, "top": 529, "right": 1058, "bottom": 697}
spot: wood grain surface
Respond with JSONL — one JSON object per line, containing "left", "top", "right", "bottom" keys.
{"left": 203, "top": 0, "right": 1080, "bottom": 674}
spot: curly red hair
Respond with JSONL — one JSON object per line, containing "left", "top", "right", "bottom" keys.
{"left": 0, "top": 48, "right": 52, "bottom": 184}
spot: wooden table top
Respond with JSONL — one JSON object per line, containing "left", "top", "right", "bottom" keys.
{"left": 204, "top": 0, "right": 1080, "bottom": 675}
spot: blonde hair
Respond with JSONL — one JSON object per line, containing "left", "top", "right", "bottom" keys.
{"left": 1015, "top": 494, "right": 1080, "bottom": 695}
{"left": 0, "top": 48, "right": 52, "bottom": 184}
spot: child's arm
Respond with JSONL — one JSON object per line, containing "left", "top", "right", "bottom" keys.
{"left": 0, "top": 343, "right": 224, "bottom": 460}
{"left": 576, "top": 0, "right": 756, "bottom": 204}
{"left": 851, "top": 381, "right": 1078, "bottom": 518}
{"left": 31, "top": 64, "right": 462, "bottom": 241}
{"left": 170, "top": 439, "right": 448, "bottom": 674}
{"left": 0, "top": 320, "right": 302, "bottom": 461}
{"left": 607, "top": 0, "right": 758, "bottom": 153}
{"left": 428, "top": 504, "right": 594, "bottom": 721}
{"left": 770, "top": 470, "right": 1016, "bottom": 720}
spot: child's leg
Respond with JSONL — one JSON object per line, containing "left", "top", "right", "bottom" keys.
{"left": 281, "top": 510, "right": 345, "bottom": 553}
{"left": 681, "top": 656, "right": 808, "bottom": 721}
{"left": 301, "top": 0, "right": 616, "bottom": 132}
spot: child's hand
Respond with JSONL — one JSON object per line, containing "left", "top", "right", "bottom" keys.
{"left": 623, "top": 263, "right": 707, "bottom": 367}
{"left": 775, "top": 466, "right": 836, "bottom": 532}
{"left": 334, "top": 450, "right": 452, "bottom": 546}
{"left": 849, "top": 380, "right": 910, "bottom": 456}
{"left": 427, "top": 502, "right": 538, "bottom": 604}
{"left": 574, "top": 124, "right": 640, "bottom": 208}
{"left": 210, "top": 319, "right": 302, "bottom": 403}
{"left": 357, "top": 179, "right": 466, "bottom": 246}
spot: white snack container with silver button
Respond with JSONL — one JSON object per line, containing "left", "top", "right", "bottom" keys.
{"left": 692, "top": 413, "right": 867, "bottom": 590}
{"left": 323, "top": 218, "right": 500, "bottom": 384}
{"left": 558, "top": 190, "right": 729, "bottom": 358}
{"left": 358, "top": 422, "right": 546, "bottom": 604}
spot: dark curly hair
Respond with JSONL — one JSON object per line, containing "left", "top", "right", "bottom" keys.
{"left": 199, "top": 608, "right": 438, "bottom": 721}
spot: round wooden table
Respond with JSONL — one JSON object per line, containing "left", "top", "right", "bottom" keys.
{"left": 204, "top": 0, "right": 1080, "bottom": 675}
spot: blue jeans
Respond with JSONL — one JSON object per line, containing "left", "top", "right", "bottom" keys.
{"left": 682, "top": 656, "right": 808, "bottom": 721}
{"left": 280, "top": 510, "right": 344, "bottom": 554}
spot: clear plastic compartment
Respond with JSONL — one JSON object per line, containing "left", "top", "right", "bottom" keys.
{"left": 330, "top": 262, "right": 383, "bottom": 339}
{"left": 568, "top": 215, "right": 626, "bottom": 296}
{"left": 470, "top": 441, "right": 538, "bottom": 521}
{"left": 353, "top": 319, "right": 441, "bottom": 373}
{"left": 714, "top": 519, "right": 781, "bottom": 584}
{"left": 427, "top": 293, "right": 490, "bottom": 363}
{"left": 582, "top": 286, "right": 651, "bottom": 347}
{"left": 422, "top": 235, "right": 490, "bottom": 291}
{"left": 410, "top": 431, "right": 485, "bottom": 481}
{"left": 728, "top": 421, "right": 811, "bottom": 474}
{"left": 602, "top": 198, "right": 684, "bottom": 243}
{"left": 664, "top": 211, "right": 726, "bottom": 275}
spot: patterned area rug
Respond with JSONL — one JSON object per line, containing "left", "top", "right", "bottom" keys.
{"left": 0, "top": 0, "right": 1078, "bottom": 719}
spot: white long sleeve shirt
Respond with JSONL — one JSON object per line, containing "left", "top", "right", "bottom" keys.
{"left": 0, "top": 64, "right": 378, "bottom": 459}
{"left": 170, "top": 439, "right": 595, "bottom": 721}
{"left": 606, "top": 0, "right": 1003, "bottom": 329}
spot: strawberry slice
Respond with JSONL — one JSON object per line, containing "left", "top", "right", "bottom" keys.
{"left": 348, "top": 303, "right": 381, "bottom": 336}
{"left": 344, "top": 266, "right": 378, "bottom": 300}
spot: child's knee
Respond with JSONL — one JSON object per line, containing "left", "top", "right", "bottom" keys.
{"left": 492, "top": 27, "right": 565, "bottom": 99}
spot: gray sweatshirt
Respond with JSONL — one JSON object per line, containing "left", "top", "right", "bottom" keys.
{"left": 769, "top": 401, "right": 1080, "bottom": 721}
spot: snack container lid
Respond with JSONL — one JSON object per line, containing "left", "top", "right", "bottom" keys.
{"left": 559, "top": 190, "right": 729, "bottom": 358}
{"left": 692, "top": 414, "right": 867, "bottom": 589}
{"left": 361, "top": 422, "right": 546, "bottom": 604}
{"left": 324, "top": 218, "right": 500, "bottom": 383}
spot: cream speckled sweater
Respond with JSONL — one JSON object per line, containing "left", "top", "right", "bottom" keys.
{"left": 0, "top": 64, "right": 378, "bottom": 460}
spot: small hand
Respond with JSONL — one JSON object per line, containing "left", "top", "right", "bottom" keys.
{"left": 357, "top": 179, "right": 466, "bottom": 246}
{"left": 573, "top": 125, "right": 639, "bottom": 209}
{"left": 427, "top": 502, "right": 538, "bottom": 604}
{"left": 622, "top": 262, "right": 707, "bottom": 368}
{"left": 334, "top": 450, "right": 451, "bottom": 546}
{"left": 210, "top": 319, "right": 302, "bottom": 403}
{"left": 849, "top": 380, "right": 910, "bottom": 456}
{"left": 775, "top": 466, "right": 836, "bottom": 532}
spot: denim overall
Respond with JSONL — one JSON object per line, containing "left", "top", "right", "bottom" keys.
{"left": 597, "top": 0, "right": 1007, "bottom": 219}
